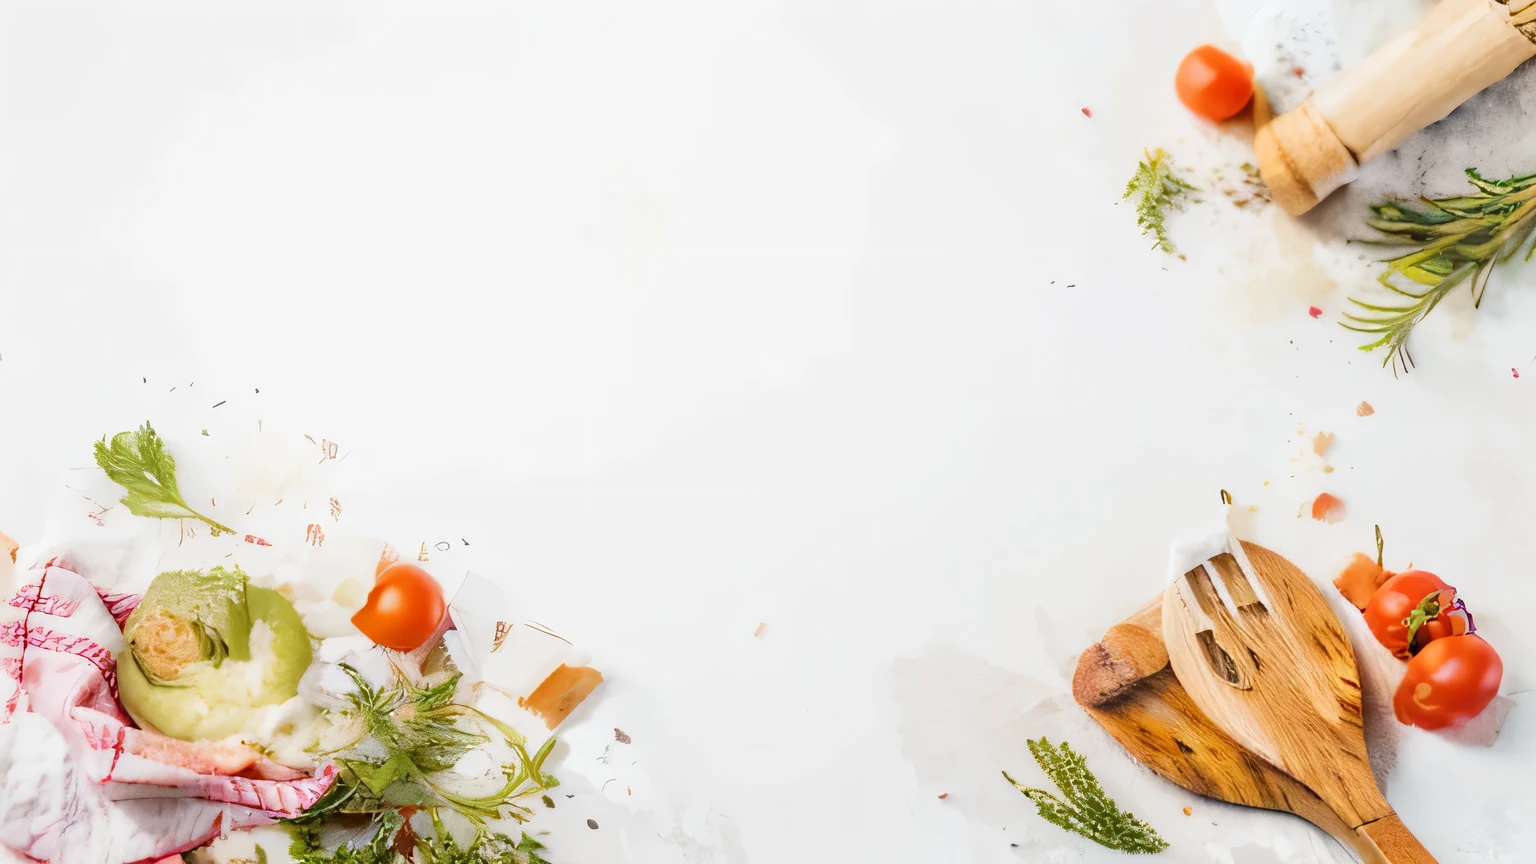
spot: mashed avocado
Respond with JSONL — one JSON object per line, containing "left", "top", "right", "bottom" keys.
{"left": 117, "top": 566, "right": 313, "bottom": 742}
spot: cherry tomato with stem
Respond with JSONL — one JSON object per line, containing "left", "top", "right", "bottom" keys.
{"left": 1393, "top": 634, "right": 1502, "bottom": 730}
{"left": 1363, "top": 570, "right": 1455, "bottom": 659}
{"left": 352, "top": 562, "right": 447, "bottom": 651}
{"left": 1175, "top": 45, "right": 1255, "bottom": 122}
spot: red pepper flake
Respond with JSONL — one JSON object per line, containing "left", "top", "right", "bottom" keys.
{"left": 1080, "top": 107, "right": 1093, "bottom": 118}
{"left": 244, "top": 534, "right": 272, "bottom": 546}
{"left": 938, "top": 792, "right": 950, "bottom": 800}
{"left": 1293, "top": 67, "right": 1306, "bottom": 79}
{"left": 1514, "top": 368, "right": 1521, "bottom": 379}
{"left": 1308, "top": 306, "right": 1322, "bottom": 318}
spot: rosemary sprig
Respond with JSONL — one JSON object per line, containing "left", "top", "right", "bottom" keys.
{"left": 1124, "top": 148, "right": 1198, "bottom": 254}
{"left": 1344, "top": 168, "right": 1536, "bottom": 372}
{"left": 1004, "top": 737, "right": 1168, "bottom": 854}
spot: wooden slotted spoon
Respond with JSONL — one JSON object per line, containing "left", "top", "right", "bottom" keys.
{"left": 1163, "top": 540, "right": 1436, "bottom": 862}
{"left": 1074, "top": 597, "right": 1391, "bottom": 863}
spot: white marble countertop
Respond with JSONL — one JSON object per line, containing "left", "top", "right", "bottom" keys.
{"left": 1, "top": 1, "right": 1533, "bottom": 862}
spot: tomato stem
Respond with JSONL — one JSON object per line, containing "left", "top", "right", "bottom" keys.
{"left": 1401, "top": 590, "right": 1442, "bottom": 655}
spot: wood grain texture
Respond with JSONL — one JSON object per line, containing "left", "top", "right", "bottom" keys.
{"left": 1163, "top": 543, "right": 1395, "bottom": 831}
{"left": 1256, "top": 0, "right": 1536, "bottom": 214}
{"left": 1071, "top": 597, "right": 1166, "bottom": 707}
{"left": 1074, "top": 594, "right": 1386, "bottom": 863}
{"left": 1357, "top": 814, "right": 1439, "bottom": 863}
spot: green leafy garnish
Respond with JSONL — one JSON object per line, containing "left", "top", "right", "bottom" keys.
{"left": 93, "top": 422, "right": 234, "bottom": 535}
{"left": 1004, "top": 737, "right": 1168, "bottom": 854}
{"left": 290, "top": 657, "right": 563, "bottom": 862}
{"left": 1125, "top": 148, "right": 1198, "bottom": 254}
{"left": 1345, "top": 168, "right": 1536, "bottom": 373}
{"left": 416, "top": 823, "right": 551, "bottom": 864}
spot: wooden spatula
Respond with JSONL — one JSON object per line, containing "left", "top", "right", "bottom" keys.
{"left": 1073, "top": 597, "right": 1388, "bottom": 863}
{"left": 1163, "top": 539, "right": 1436, "bottom": 862}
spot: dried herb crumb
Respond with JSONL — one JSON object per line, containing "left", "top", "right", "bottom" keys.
{"left": 586, "top": 819, "right": 600, "bottom": 830}
{"left": 615, "top": 728, "right": 632, "bottom": 744}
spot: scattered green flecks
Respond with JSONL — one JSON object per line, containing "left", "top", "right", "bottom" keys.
{"left": 92, "top": 422, "right": 234, "bottom": 535}
{"left": 255, "top": 845, "right": 268, "bottom": 864}
{"left": 1345, "top": 167, "right": 1536, "bottom": 374}
{"left": 1004, "top": 737, "right": 1168, "bottom": 854}
{"left": 1125, "top": 148, "right": 1198, "bottom": 254}
{"left": 201, "top": 429, "right": 209, "bottom": 437}
{"left": 542, "top": 794, "right": 556, "bottom": 809}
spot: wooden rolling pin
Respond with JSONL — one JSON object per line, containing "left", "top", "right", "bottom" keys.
{"left": 1258, "top": 0, "right": 1536, "bottom": 215}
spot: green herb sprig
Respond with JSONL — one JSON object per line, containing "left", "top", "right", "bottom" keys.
{"left": 93, "top": 422, "right": 234, "bottom": 535}
{"left": 1004, "top": 737, "right": 1168, "bottom": 854}
{"left": 1125, "top": 148, "right": 1198, "bottom": 254}
{"left": 298, "top": 662, "right": 560, "bottom": 828}
{"left": 1345, "top": 168, "right": 1536, "bottom": 372}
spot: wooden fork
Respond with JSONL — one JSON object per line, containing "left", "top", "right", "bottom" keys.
{"left": 1162, "top": 538, "right": 1437, "bottom": 863}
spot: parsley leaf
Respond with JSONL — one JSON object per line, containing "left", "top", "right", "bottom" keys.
{"left": 93, "top": 422, "right": 234, "bottom": 535}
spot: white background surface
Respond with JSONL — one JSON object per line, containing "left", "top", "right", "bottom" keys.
{"left": 3, "top": 1, "right": 1536, "bottom": 862}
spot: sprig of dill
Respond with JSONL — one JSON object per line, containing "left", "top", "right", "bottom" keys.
{"left": 1344, "top": 168, "right": 1536, "bottom": 373}
{"left": 1004, "top": 737, "right": 1168, "bottom": 854}
{"left": 1124, "top": 148, "right": 1198, "bottom": 254}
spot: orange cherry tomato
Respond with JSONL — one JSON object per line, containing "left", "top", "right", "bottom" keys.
{"left": 351, "top": 562, "right": 447, "bottom": 651}
{"left": 1175, "top": 45, "right": 1254, "bottom": 121}
{"left": 1394, "top": 634, "right": 1502, "bottom": 730}
{"left": 1363, "top": 570, "right": 1453, "bottom": 659}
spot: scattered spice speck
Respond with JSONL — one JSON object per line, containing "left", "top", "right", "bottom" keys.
{"left": 938, "top": 792, "right": 950, "bottom": 800}
{"left": 614, "top": 728, "right": 632, "bottom": 744}
{"left": 211, "top": 400, "right": 226, "bottom": 408}
{"left": 1514, "top": 368, "right": 1521, "bottom": 379}
{"left": 541, "top": 794, "right": 555, "bottom": 809}
{"left": 754, "top": 622, "right": 767, "bottom": 639}
{"left": 1308, "top": 306, "right": 1322, "bottom": 318}
{"left": 1081, "top": 107, "right": 1093, "bottom": 118}
{"left": 586, "top": 819, "right": 599, "bottom": 830}
{"left": 1183, "top": 806, "right": 1193, "bottom": 816}
{"left": 1355, "top": 401, "right": 1375, "bottom": 417}
{"left": 1293, "top": 66, "right": 1306, "bottom": 78}
{"left": 1322, "top": 465, "right": 1335, "bottom": 474}
{"left": 201, "top": 430, "right": 209, "bottom": 437}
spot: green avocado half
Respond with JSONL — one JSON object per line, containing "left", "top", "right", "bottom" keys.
{"left": 116, "top": 566, "right": 313, "bottom": 742}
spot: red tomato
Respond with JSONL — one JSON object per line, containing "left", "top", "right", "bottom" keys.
{"left": 1393, "top": 635, "right": 1502, "bottom": 730}
{"left": 352, "top": 562, "right": 447, "bottom": 651}
{"left": 1363, "top": 570, "right": 1450, "bottom": 659}
{"left": 1175, "top": 45, "right": 1255, "bottom": 121}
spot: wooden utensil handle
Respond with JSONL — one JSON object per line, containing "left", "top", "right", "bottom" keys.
{"left": 1355, "top": 814, "right": 1438, "bottom": 864}
{"left": 1258, "top": 0, "right": 1536, "bottom": 214}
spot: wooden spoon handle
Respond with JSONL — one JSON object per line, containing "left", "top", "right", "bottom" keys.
{"left": 1258, "top": 0, "right": 1536, "bottom": 214}
{"left": 1355, "top": 814, "right": 1438, "bottom": 864}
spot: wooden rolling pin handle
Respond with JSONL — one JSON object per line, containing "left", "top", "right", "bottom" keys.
{"left": 1354, "top": 814, "right": 1439, "bottom": 864}
{"left": 1258, "top": 0, "right": 1536, "bottom": 215}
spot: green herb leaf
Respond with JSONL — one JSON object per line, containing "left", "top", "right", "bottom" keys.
{"left": 1125, "top": 148, "right": 1198, "bottom": 255}
{"left": 1004, "top": 737, "right": 1168, "bottom": 854}
{"left": 1346, "top": 167, "right": 1536, "bottom": 373}
{"left": 93, "top": 422, "right": 234, "bottom": 535}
